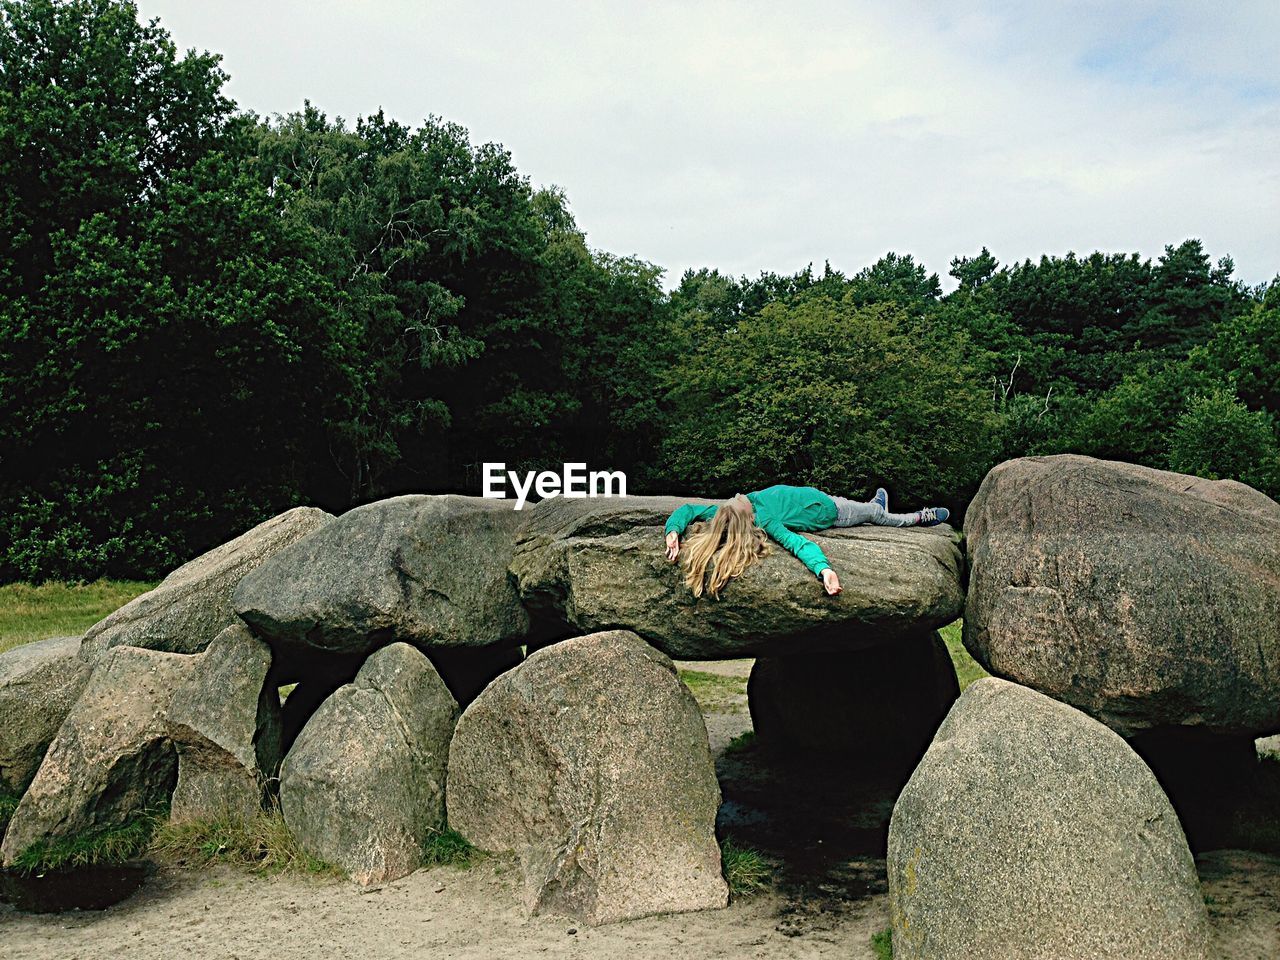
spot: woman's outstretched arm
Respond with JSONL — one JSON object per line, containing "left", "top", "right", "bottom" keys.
{"left": 758, "top": 516, "right": 829, "bottom": 576}
{"left": 663, "top": 503, "right": 718, "bottom": 537}
{"left": 663, "top": 503, "right": 718, "bottom": 562}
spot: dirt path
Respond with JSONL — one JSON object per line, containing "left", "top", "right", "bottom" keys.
{"left": 1199, "top": 850, "right": 1280, "bottom": 959}
{"left": 0, "top": 857, "right": 893, "bottom": 960}
{"left": 3, "top": 657, "right": 1278, "bottom": 959}
{"left": 5, "top": 847, "right": 1277, "bottom": 960}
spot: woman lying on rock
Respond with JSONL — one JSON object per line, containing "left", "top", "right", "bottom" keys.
{"left": 664, "top": 485, "right": 949, "bottom": 598}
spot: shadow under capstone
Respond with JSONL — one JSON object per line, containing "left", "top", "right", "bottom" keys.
{"left": 0, "top": 860, "right": 152, "bottom": 913}
{"left": 714, "top": 739, "right": 903, "bottom": 904}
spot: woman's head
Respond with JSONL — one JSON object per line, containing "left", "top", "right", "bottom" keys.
{"left": 681, "top": 494, "right": 771, "bottom": 598}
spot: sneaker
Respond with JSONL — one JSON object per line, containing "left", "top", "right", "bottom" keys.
{"left": 873, "top": 487, "right": 889, "bottom": 511}
{"left": 916, "top": 506, "right": 950, "bottom": 527}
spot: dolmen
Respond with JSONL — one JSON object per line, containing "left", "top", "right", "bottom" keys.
{"left": 0, "top": 488, "right": 965, "bottom": 925}
{"left": 6, "top": 453, "right": 1277, "bottom": 941}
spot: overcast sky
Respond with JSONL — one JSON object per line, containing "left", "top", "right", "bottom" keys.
{"left": 135, "top": 1, "right": 1280, "bottom": 290}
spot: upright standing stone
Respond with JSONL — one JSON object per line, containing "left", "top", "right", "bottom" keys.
{"left": 887, "top": 678, "right": 1211, "bottom": 960}
{"left": 1, "top": 646, "right": 196, "bottom": 866}
{"left": 447, "top": 630, "right": 729, "bottom": 925}
{"left": 279, "top": 643, "right": 458, "bottom": 886}
{"left": 0, "top": 635, "right": 92, "bottom": 794}
{"left": 167, "top": 623, "right": 283, "bottom": 824}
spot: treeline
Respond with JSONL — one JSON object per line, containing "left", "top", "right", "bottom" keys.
{"left": 1, "top": 0, "right": 1277, "bottom": 582}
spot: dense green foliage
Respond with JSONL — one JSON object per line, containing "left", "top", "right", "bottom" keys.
{"left": 249, "top": 106, "right": 667, "bottom": 502}
{"left": 0, "top": 0, "right": 352, "bottom": 579}
{"left": 1, "top": 0, "right": 1277, "bottom": 582}
{"left": 661, "top": 293, "right": 997, "bottom": 509}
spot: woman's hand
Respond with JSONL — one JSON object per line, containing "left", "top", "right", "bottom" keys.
{"left": 665, "top": 532, "right": 680, "bottom": 562}
{"left": 821, "top": 568, "right": 842, "bottom": 596}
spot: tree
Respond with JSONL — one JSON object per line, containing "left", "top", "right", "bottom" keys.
{"left": 1205, "top": 297, "right": 1280, "bottom": 418}
{"left": 253, "top": 107, "right": 672, "bottom": 498}
{"left": 0, "top": 0, "right": 233, "bottom": 299}
{"left": 949, "top": 247, "right": 998, "bottom": 293}
{"left": 1166, "top": 391, "right": 1279, "bottom": 495}
{"left": 0, "top": 0, "right": 352, "bottom": 580}
{"left": 659, "top": 294, "right": 998, "bottom": 509}
{"left": 846, "top": 252, "right": 941, "bottom": 311}
{"left": 1126, "top": 240, "right": 1246, "bottom": 356}
{"left": 1065, "top": 360, "right": 1216, "bottom": 466}
{"left": 668, "top": 268, "right": 744, "bottom": 336}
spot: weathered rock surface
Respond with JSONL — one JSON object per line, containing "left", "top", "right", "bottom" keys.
{"left": 748, "top": 629, "right": 959, "bottom": 781}
{"left": 964, "top": 454, "right": 1280, "bottom": 737}
{"left": 80, "top": 507, "right": 333, "bottom": 661}
{"left": 887, "top": 678, "right": 1211, "bottom": 960}
{"left": 511, "top": 496, "right": 964, "bottom": 659}
{"left": 167, "top": 623, "right": 283, "bottom": 824}
{"left": 1, "top": 646, "right": 196, "bottom": 865}
{"left": 234, "top": 496, "right": 529, "bottom": 667}
{"left": 447, "top": 630, "right": 728, "bottom": 925}
{"left": 279, "top": 643, "right": 458, "bottom": 886}
{"left": 0, "top": 636, "right": 92, "bottom": 793}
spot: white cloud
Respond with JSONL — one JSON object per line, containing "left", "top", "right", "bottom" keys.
{"left": 135, "top": 0, "right": 1280, "bottom": 288}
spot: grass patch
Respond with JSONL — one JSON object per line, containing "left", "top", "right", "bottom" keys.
{"left": 678, "top": 668, "right": 747, "bottom": 712}
{"left": 0, "top": 790, "right": 21, "bottom": 838}
{"left": 422, "top": 827, "right": 479, "bottom": 867}
{"left": 0, "top": 579, "right": 156, "bottom": 655}
{"left": 938, "top": 621, "right": 988, "bottom": 691}
{"left": 149, "top": 802, "right": 342, "bottom": 878}
{"left": 724, "top": 730, "right": 756, "bottom": 754}
{"left": 871, "top": 926, "right": 894, "bottom": 959}
{"left": 719, "top": 836, "right": 771, "bottom": 898}
{"left": 9, "top": 806, "right": 164, "bottom": 875}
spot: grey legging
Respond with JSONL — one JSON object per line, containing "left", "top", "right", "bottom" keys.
{"left": 829, "top": 494, "right": 918, "bottom": 528}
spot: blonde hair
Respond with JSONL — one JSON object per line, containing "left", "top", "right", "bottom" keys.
{"left": 681, "top": 495, "right": 771, "bottom": 598}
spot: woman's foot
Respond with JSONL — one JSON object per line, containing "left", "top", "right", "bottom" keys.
{"left": 873, "top": 487, "right": 889, "bottom": 511}
{"left": 916, "top": 506, "right": 950, "bottom": 526}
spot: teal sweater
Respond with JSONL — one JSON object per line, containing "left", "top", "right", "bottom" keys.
{"left": 664, "top": 485, "right": 838, "bottom": 578}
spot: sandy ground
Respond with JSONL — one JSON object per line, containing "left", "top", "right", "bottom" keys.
{"left": 3, "top": 658, "right": 1279, "bottom": 960}
{"left": 0, "top": 857, "right": 893, "bottom": 960}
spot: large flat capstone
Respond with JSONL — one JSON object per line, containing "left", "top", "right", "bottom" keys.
{"left": 233, "top": 496, "right": 530, "bottom": 670}
{"left": 964, "top": 454, "right": 1280, "bottom": 737}
{"left": 510, "top": 496, "right": 965, "bottom": 659}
